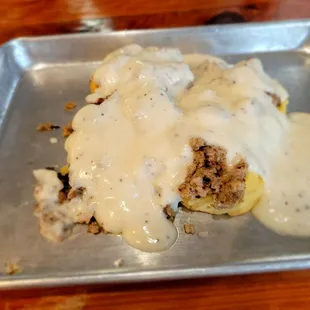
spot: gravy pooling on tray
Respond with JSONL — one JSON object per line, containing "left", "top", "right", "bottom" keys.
{"left": 253, "top": 113, "right": 310, "bottom": 236}
{"left": 33, "top": 44, "right": 310, "bottom": 252}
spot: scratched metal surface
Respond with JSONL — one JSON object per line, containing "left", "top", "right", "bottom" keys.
{"left": 0, "top": 20, "right": 310, "bottom": 289}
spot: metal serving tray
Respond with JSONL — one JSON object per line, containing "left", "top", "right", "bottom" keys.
{"left": 1, "top": 20, "right": 310, "bottom": 289}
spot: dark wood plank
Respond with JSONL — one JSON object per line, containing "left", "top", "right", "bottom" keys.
{"left": 3, "top": 270, "right": 310, "bottom": 309}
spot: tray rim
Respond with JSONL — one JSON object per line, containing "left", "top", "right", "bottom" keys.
{"left": 1, "top": 256, "right": 310, "bottom": 290}
{"left": 2, "top": 18, "right": 310, "bottom": 49}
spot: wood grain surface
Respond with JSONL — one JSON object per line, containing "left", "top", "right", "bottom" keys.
{"left": 0, "top": 0, "right": 309, "bottom": 43}
{"left": 1, "top": 0, "right": 310, "bottom": 309}
{"left": 3, "top": 270, "right": 310, "bottom": 309}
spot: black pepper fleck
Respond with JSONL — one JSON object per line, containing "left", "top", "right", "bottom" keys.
{"left": 296, "top": 208, "right": 300, "bottom": 213}
{"left": 50, "top": 125, "right": 60, "bottom": 130}
{"left": 285, "top": 201, "right": 289, "bottom": 206}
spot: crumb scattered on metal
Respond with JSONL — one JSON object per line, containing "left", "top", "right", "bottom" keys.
{"left": 163, "top": 205, "right": 176, "bottom": 222}
{"left": 184, "top": 223, "right": 195, "bottom": 234}
{"left": 36, "top": 122, "right": 60, "bottom": 132}
{"left": 87, "top": 217, "right": 103, "bottom": 235}
{"left": 63, "top": 122, "right": 74, "bottom": 137}
{"left": 4, "top": 261, "right": 22, "bottom": 275}
{"left": 87, "top": 221, "right": 102, "bottom": 235}
{"left": 65, "top": 101, "right": 77, "bottom": 111}
{"left": 49, "top": 137, "right": 58, "bottom": 144}
{"left": 113, "top": 258, "right": 124, "bottom": 267}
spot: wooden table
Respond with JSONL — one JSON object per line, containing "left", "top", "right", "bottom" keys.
{"left": 1, "top": 0, "right": 310, "bottom": 309}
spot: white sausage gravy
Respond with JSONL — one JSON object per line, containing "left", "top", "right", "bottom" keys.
{"left": 34, "top": 44, "right": 310, "bottom": 252}
{"left": 253, "top": 113, "right": 310, "bottom": 236}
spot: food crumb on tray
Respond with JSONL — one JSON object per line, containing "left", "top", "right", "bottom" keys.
{"left": 64, "top": 101, "right": 77, "bottom": 111}
{"left": 4, "top": 261, "right": 22, "bottom": 275}
{"left": 36, "top": 122, "right": 60, "bottom": 132}
{"left": 163, "top": 205, "right": 176, "bottom": 222}
{"left": 184, "top": 223, "right": 195, "bottom": 234}
{"left": 87, "top": 219, "right": 102, "bottom": 235}
{"left": 113, "top": 258, "right": 124, "bottom": 268}
{"left": 63, "top": 122, "right": 74, "bottom": 137}
{"left": 49, "top": 137, "right": 58, "bottom": 144}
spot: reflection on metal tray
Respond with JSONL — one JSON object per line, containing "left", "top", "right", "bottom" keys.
{"left": 0, "top": 19, "right": 310, "bottom": 289}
